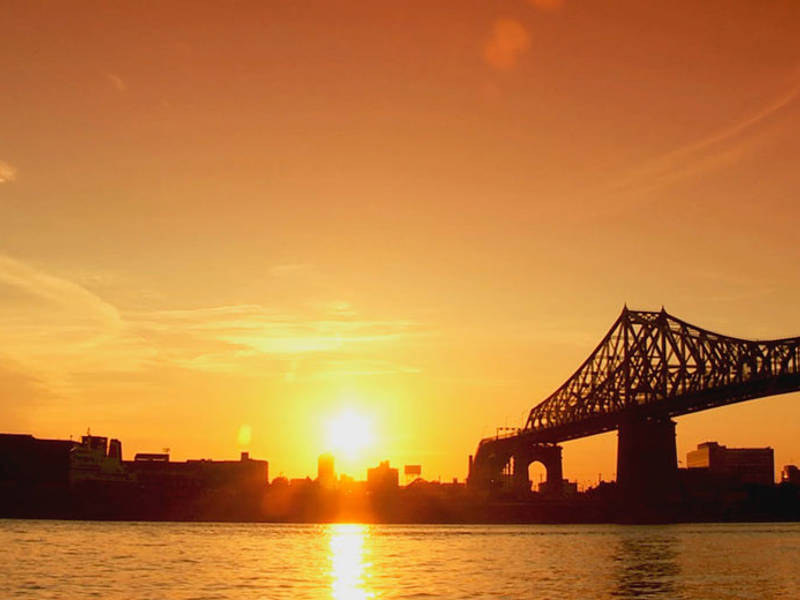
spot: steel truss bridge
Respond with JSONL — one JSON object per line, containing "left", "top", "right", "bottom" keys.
{"left": 468, "top": 307, "right": 800, "bottom": 503}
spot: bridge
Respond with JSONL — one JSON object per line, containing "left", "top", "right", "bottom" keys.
{"left": 467, "top": 307, "right": 800, "bottom": 508}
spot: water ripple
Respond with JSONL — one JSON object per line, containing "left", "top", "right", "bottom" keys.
{"left": 2, "top": 520, "right": 800, "bottom": 599}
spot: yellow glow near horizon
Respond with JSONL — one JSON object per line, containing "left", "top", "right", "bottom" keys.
{"left": 326, "top": 410, "right": 374, "bottom": 459}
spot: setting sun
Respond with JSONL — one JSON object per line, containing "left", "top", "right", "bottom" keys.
{"left": 326, "top": 411, "right": 374, "bottom": 459}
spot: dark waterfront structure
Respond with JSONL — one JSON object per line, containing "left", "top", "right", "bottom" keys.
{"left": 1, "top": 427, "right": 798, "bottom": 523}
{"left": 0, "top": 434, "right": 78, "bottom": 518}
{"left": 0, "top": 433, "right": 77, "bottom": 485}
{"left": 0, "top": 432, "right": 269, "bottom": 520}
{"left": 469, "top": 307, "right": 800, "bottom": 520}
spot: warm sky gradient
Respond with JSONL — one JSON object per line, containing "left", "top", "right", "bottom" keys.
{"left": 3, "top": 1, "right": 800, "bottom": 486}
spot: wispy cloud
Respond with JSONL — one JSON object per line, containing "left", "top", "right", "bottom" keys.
{"left": 483, "top": 19, "right": 531, "bottom": 71}
{"left": 104, "top": 72, "right": 127, "bottom": 93}
{"left": 0, "top": 254, "right": 121, "bottom": 328}
{"left": 0, "top": 254, "right": 428, "bottom": 391}
{"left": 0, "top": 358, "right": 55, "bottom": 403}
{"left": 613, "top": 74, "right": 800, "bottom": 197}
{"left": 0, "top": 254, "right": 140, "bottom": 391}
{"left": 130, "top": 304, "right": 426, "bottom": 357}
{"left": 0, "top": 161, "right": 17, "bottom": 183}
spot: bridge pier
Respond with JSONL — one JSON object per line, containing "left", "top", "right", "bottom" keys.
{"left": 616, "top": 416, "right": 679, "bottom": 520}
{"left": 468, "top": 439, "right": 564, "bottom": 496}
{"left": 513, "top": 444, "right": 563, "bottom": 495}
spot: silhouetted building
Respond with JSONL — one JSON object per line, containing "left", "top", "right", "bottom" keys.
{"left": 403, "top": 464, "right": 421, "bottom": 485}
{"left": 0, "top": 433, "right": 77, "bottom": 486}
{"left": 687, "top": 441, "right": 774, "bottom": 486}
{"left": 270, "top": 475, "right": 289, "bottom": 488}
{"left": 537, "top": 479, "right": 578, "bottom": 495}
{"left": 367, "top": 460, "right": 398, "bottom": 493}
{"left": 337, "top": 473, "right": 366, "bottom": 494}
{"left": 126, "top": 450, "right": 268, "bottom": 492}
{"left": 782, "top": 465, "right": 800, "bottom": 485}
{"left": 134, "top": 452, "right": 169, "bottom": 462}
{"left": 405, "top": 478, "right": 466, "bottom": 495}
{"left": 317, "top": 453, "right": 335, "bottom": 489}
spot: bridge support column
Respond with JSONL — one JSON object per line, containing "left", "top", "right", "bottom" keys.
{"left": 617, "top": 416, "right": 679, "bottom": 521}
{"left": 540, "top": 445, "right": 563, "bottom": 496}
{"left": 512, "top": 455, "right": 530, "bottom": 492}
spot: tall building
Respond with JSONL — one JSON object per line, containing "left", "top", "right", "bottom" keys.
{"left": 317, "top": 453, "right": 335, "bottom": 489}
{"left": 686, "top": 441, "right": 774, "bottom": 485}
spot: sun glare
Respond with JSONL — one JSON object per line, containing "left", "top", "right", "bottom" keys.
{"left": 326, "top": 411, "right": 373, "bottom": 458}
{"left": 329, "top": 524, "right": 371, "bottom": 600}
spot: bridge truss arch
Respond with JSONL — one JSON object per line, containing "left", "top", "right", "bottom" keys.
{"left": 524, "top": 307, "right": 800, "bottom": 442}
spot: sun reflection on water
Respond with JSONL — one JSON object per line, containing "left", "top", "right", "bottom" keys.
{"left": 328, "top": 524, "right": 373, "bottom": 600}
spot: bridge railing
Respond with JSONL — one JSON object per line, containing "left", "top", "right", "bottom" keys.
{"left": 478, "top": 427, "right": 523, "bottom": 447}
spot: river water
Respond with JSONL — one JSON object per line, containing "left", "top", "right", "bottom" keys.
{"left": 2, "top": 520, "right": 799, "bottom": 599}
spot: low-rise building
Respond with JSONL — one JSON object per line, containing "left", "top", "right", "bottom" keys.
{"left": 687, "top": 441, "right": 774, "bottom": 486}
{"left": 0, "top": 433, "right": 77, "bottom": 486}
{"left": 126, "top": 451, "right": 268, "bottom": 492}
{"left": 367, "top": 460, "right": 398, "bottom": 492}
{"left": 781, "top": 465, "right": 800, "bottom": 485}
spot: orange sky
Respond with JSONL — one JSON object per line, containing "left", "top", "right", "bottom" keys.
{"left": 2, "top": 1, "right": 800, "bottom": 487}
